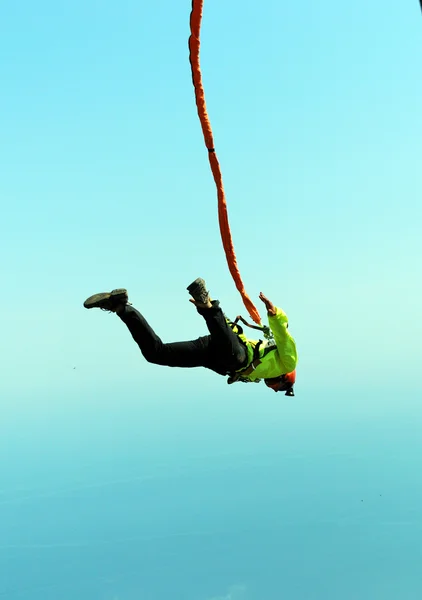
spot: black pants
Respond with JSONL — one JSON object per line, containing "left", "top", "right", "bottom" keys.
{"left": 119, "top": 300, "right": 248, "bottom": 376}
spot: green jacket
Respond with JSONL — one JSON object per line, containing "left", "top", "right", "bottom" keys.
{"left": 232, "top": 307, "right": 298, "bottom": 382}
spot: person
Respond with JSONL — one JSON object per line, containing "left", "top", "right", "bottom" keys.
{"left": 83, "top": 278, "right": 298, "bottom": 395}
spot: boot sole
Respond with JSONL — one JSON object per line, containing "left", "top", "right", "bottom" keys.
{"left": 187, "top": 278, "right": 206, "bottom": 293}
{"left": 187, "top": 278, "right": 210, "bottom": 304}
{"left": 84, "top": 288, "right": 127, "bottom": 309}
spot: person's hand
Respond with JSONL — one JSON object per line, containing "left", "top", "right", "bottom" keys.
{"left": 259, "top": 292, "right": 276, "bottom": 316}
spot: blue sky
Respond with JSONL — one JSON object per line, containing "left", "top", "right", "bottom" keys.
{"left": 1, "top": 0, "right": 421, "bottom": 401}
{"left": 1, "top": 1, "right": 422, "bottom": 598}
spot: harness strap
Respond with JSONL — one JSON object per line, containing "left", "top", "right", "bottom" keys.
{"left": 238, "top": 340, "right": 263, "bottom": 377}
{"left": 233, "top": 315, "right": 272, "bottom": 340}
{"left": 227, "top": 340, "right": 277, "bottom": 384}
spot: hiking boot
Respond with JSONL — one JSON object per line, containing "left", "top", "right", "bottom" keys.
{"left": 83, "top": 288, "right": 129, "bottom": 312}
{"left": 187, "top": 277, "right": 211, "bottom": 305}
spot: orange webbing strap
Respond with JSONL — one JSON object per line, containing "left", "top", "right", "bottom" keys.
{"left": 188, "top": 0, "right": 262, "bottom": 325}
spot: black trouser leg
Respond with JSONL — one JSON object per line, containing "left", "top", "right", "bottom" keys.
{"left": 118, "top": 302, "right": 248, "bottom": 376}
{"left": 118, "top": 305, "right": 211, "bottom": 368}
{"left": 196, "top": 300, "right": 248, "bottom": 372}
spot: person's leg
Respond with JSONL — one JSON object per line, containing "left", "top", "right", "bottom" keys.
{"left": 118, "top": 304, "right": 212, "bottom": 369}
{"left": 195, "top": 301, "right": 248, "bottom": 371}
{"left": 84, "top": 285, "right": 247, "bottom": 376}
{"left": 187, "top": 278, "right": 248, "bottom": 373}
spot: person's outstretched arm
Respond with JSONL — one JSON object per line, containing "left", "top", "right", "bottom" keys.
{"left": 259, "top": 292, "right": 297, "bottom": 374}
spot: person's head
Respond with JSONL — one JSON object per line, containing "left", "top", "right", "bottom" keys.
{"left": 264, "top": 370, "right": 296, "bottom": 395}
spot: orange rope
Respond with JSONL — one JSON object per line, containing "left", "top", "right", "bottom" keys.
{"left": 188, "top": 0, "right": 262, "bottom": 325}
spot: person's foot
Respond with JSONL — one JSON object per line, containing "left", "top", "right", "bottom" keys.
{"left": 83, "top": 288, "right": 129, "bottom": 313}
{"left": 187, "top": 278, "right": 211, "bottom": 308}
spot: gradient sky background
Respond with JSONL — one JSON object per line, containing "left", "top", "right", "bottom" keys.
{"left": 1, "top": 1, "right": 422, "bottom": 599}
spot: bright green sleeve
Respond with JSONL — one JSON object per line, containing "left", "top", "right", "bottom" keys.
{"left": 267, "top": 307, "right": 298, "bottom": 373}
